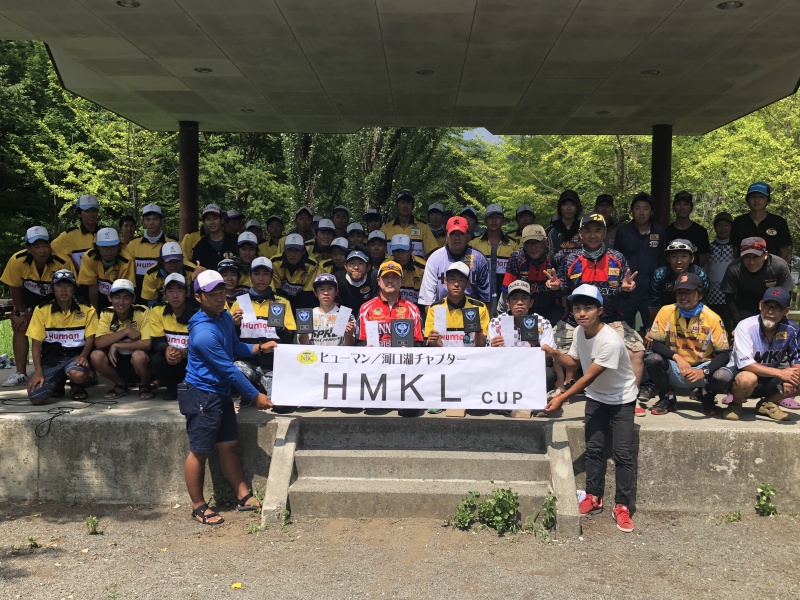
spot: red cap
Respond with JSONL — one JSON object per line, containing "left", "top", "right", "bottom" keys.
{"left": 446, "top": 216, "right": 469, "bottom": 234}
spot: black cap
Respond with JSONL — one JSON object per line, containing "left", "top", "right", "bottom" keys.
{"left": 673, "top": 190, "right": 693, "bottom": 206}
{"left": 673, "top": 272, "right": 703, "bottom": 292}
{"left": 558, "top": 189, "right": 581, "bottom": 206}
{"left": 595, "top": 194, "right": 614, "bottom": 207}
{"left": 580, "top": 213, "right": 607, "bottom": 228}
{"left": 395, "top": 189, "right": 415, "bottom": 203}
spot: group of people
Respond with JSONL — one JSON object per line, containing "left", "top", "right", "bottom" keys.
{"left": 2, "top": 182, "right": 798, "bottom": 531}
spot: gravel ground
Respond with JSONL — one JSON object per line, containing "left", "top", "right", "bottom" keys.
{"left": 1, "top": 503, "right": 798, "bottom": 600}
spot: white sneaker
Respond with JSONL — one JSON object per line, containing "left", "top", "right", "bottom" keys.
{"left": 2, "top": 372, "right": 27, "bottom": 387}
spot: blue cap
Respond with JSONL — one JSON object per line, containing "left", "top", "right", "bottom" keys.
{"left": 762, "top": 287, "right": 790, "bottom": 308}
{"left": 568, "top": 284, "right": 604, "bottom": 306}
{"left": 747, "top": 182, "right": 771, "bottom": 199}
{"left": 346, "top": 249, "right": 369, "bottom": 263}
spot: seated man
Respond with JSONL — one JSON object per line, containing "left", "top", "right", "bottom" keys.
{"left": 720, "top": 287, "right": 800, "bottom": 421}
{"left": 424, "top": 261, "right": 490, "bottom": 348}
{"left": 146, "top": 273, "right": 197, "bottom": 400}
{"left": 218, "top": 258, "right": 248, "bottom": 309}
{"left": 487, "top": 280, "right": 556, "bottom": 392}
{"left": 649, "top": 238, "right": 709, "bottom": 322}
{"left": 271, "top": 233, "right": 321, "bottom": 311}
{"left": 90, "top": 279, "right": 152, "bottom": 400}
{"left": 308, "top": 273, "right": 357, "bottom": 346}
{"left": 644, "top": 273, "right": 731, "bottom": 416}
{"left": 26, "top": 270, "right": 97, "bottom": 404}
{"left": 334, "top": 249, "right": 378, "bottom": 316}
{"left": 324, "top": 237, "right": 349, "bottom": 274}
{"left": 77, "top": 227, "right": 135, "bottom": 311}
{"left": 140, "top": 242, "right": 196, "bottom": 306}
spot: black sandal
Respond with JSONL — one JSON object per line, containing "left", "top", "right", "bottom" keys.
{"left": 235, "top": 491, "right": 261, "bottom": 512}
{"left": 138, "top": 384, "right": 154, "bottom": 400}
{"left": 104, "top": 384, "right": 129, "bottom": 400}
{"left": 191, "top": 503, "right": 224, "bottom": 525}
{"left": 70, "top": 385, "right": 88, "bottom": 401}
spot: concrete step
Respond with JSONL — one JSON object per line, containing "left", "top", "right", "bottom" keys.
{"left": 288, "top": 477, "right": 551, "bottom": 519}
{"left": 294, "top": 449, "right": 550, "bottom": 482}
{"left": 297, "top": 417, "right": 548, "bottom": 452}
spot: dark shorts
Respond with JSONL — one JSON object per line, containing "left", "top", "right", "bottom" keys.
{"left": 28, "top": 357, "right": 89, "bottom": 403}
{"left": 178, "top": 382, "right": 238, "bottom": 454}
{"left": 98, "top": 351, "right": 139, "bottom": 384}
{"left": 722, "top": 367, "right": 781, "bottom": 399}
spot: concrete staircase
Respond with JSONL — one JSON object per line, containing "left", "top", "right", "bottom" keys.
{"left": 287, "top": 417, "right": 555, "bottom": 520}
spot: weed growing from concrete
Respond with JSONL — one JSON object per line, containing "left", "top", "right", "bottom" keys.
{"left": 85, "top": 516, "right": 100, "bottom": 535}
{"left": 246, "top": 520, "right": 270, "bottom": 535}
{"left": 211, "top": 486, "right": 235, "bottom": 508}
{"left": 724, "top": 511, "right": 742, "bottom": 523}
{"left": 755, "top": 483, "right": 778, "bottom": 516}
{"left": 446, "top": 491, "right": 480, "bottom": 530}
{"left": 523, "top": 493, "right": 558, "bottom": 542}
{"left": 26, "top": 536, "right": 40, "bottom": 548}
{"left": 477, "top": 488, "right": 521, "bottom": 535}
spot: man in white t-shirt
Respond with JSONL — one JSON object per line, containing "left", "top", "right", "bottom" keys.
{"left": 542, "top": 284, "right": 637, "bottom": 533}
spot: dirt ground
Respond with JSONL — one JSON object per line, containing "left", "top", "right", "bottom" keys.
{"left": 1, "top": 502, "right": 798, "bottom": 600}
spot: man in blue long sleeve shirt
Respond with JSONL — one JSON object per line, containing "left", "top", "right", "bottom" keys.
{"left": 180, "top": 270, "right": 272, "bottom": 525}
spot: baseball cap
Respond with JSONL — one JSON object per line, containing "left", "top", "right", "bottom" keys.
{"left": 266, "top": 215, "right": 284, "bottom": 225}
{"left": 25, "top": 226, "right": 49, "bottom": 244}
{"left": 295, "top": 206, "right": 313, "bottom": 217}
{"left": 251, "top": 256, "right": 274, "bottom": 272}
{"left": 226, "top": 209, "right": 243, "bottom": 220}
{"left": 595, "top": 194, "right": 614, "bottom": 206}
{"left": 368, "top": 230, "right": 387, "bottom": 242}
{"left": 445, "top": 261, "right": 470, "bottom": 278}
{"left": 283, "top": 233, "right": 305, "bottom": 250}
{"left": 428, "top": 203, "right": 445, "bottom": 214}
{"left": 460, "top": 207, "right": 478, "bottom": 220}
{"left": 160, "top": 242, "right": 183, "bottom": 262}
{"left": 364, "top": 209, "right": 382, "bottom": 222}
{"left": 713, "top": 212, "right": 733, "bottom": 225}
{"left": 76, "top": 194, "right": 100, "bottom": 211}
{"left": 740, "top": 237, "right": 767, "bottom": 257}
{"left": 331, "top": 237, "right": 349, "bottom": 250}
{"left": 521, "top": 224, "right": 547, "bottom": 243}
{"left": 217, "top": 258, "right": 239, "bottom": 273}
{"left": 52, "top": 269, "right": 77, "bottom": 286}
{"left": 245, "top": 218, "right": 261, "bottom": 230}
{"left": 109, "top": 279, "right": 135, "bottom": 295}
{"left": 203, "top": 203, "right": 223, "bottom": 217}
{"left": 395, "top": 189, "right": 415, "bottom": 202}
{"left": 446, "top": 216, "right": 469, "bottom": 234}
{"left": 332, "top": 205, "right": 349, "bottom": 216}
{"left": 747, "top": 181, "right": 771, "bottom": 199}
{"left": 142, "top": 203, "right": 162, "bottom": 216}
{"left": 673, "top": 190, "right": 693, "bottom": 206}
{"left": 316, "top": 218, "right": 336, "bottom": 232}
{"left": 665, "top": 239, "right": 694, "bottom": 253}
{"left": 558, "top": 189, "right": 581, "bottom": 206}
{"left": 164, "top": 273, "right": 186, "bottom": 288}
{"left": 346, "top": 222, "right": 365, "bottom": 234}
{"left": 484, "top": 204, "right": 504, "bottom": 218}
{"left": 313, "top": 273, "right": 338, "bottom": 289}
{"left": 194, "top": 269, "right": 225, "bottom": 293}
{"left": 378, "top": 260, "right": 403, "bottom": 278}
{"left": 391, "top": 234, "right": 412, "bottom": 251}
{"left": 516, "top": 204, "right": 535, "bottom": 217}
{"left": 579, "top": 213, "right": 607, "bottom": 228}
{"left": 96, "top": 227, "right": 120, "bottom": 247}
{"left": 568, "top": 283, "right": 603, "bottom": 306}
{"left": 346, "top": 249, "right": 369, "bottom": 263}
{"left": 313, "top": 214, "right": 322, "bottom": 223}
{"left": 763, "top": 286, "right": 791, "bottom": 308}
{"left": 507, "top": 280, "right": 532, "bottom": 296}
{"left": 237, "top": 232, "right": 258, "bottom": 247}
{"left": 673, "top": 272, "right": 703, "bottom": 292}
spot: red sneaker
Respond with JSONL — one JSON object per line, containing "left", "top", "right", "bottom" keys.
{"left": 613, "top": 504, "right": 634, "bottom": 532}
{"left": 578, "top": 493, "right": 603, "bottom": 515}
{"left": 634, "top": 404, "right": 647, "bottom": 417}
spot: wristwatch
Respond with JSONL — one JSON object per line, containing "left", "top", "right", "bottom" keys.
{"left": 702, "top": 367, "right": 710, "bottom": 377}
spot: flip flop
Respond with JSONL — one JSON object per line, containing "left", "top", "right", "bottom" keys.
{"left": 779, "top": 397, "right": 800, "bottom": 409}
{"left": 722, "top": 394, "right": 734, "bottom": 405}
{"left": 104, "top": 384, "right": 129, "bottom": 400}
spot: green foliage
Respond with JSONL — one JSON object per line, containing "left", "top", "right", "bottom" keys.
{"left": 477, "top": 488, "right": 521, "bottom": 535}
{"left": 725, "top": 510, "right": 742, "bottom": 523}
{"left": 280, "top": 509, "right": 291, "bottom": 527}
{"left": 447, "top": 491, "right": 480, "bottom": 530}
{"left": 84, "top": 515, "right": 100, "bottom": 535}
{"left": 523, "top": 493, "right": 558, "bottom": 542}
{"left": 755, "top": 483, "right": 778, "bottom": 516}
{"left": 25, "top": 536, "right": 40, "bottom": 548}
{"left": 211, "top": 486, "right": 235, "bottom": 508}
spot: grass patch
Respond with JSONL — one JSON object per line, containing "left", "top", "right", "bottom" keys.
{"left": 0, "top": 320, "right": 12, "bottom": 357}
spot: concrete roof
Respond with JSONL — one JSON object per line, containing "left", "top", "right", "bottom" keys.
{"left": 2, "top": 0, "right": 800, "bottom": 135}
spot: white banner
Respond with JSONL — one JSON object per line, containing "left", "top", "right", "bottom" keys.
{"left": 272, "top": 345, "right": 547, "bottom": 410}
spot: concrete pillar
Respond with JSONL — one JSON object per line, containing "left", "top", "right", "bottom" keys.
{"left": 650, "top": 124, "right": 673, "bottom": 227}
{"left": 179, "top": 121, "right": 199, "bottom": 239}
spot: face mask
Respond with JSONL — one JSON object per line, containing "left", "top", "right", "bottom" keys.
{"left": 678, "top": 301, "right": 704, "bottom": 319}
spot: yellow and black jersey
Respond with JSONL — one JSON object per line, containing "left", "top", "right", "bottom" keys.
{"left": 380, "top": 217, "right": 439, "bottom": 258}
{"left": 26, "top": 299, "right": 98, "bottom": 366}
{"left": 50, "top": 224, "right": 97, "bottom": 270}
{"left": 258, "top": 238, "right": 282, "bottom": 260}
{"left": 271, "top": 255, "right": 321, "bottom": 298}
{"left": 398, "top": 256, "right": 427, "bottom": 304}
{"left": 305, "top": 240, "right": 332, "bottom": 264}
{"left": 122, "top": 233, "right": 179, "bottom": 283}
{"left": 0, "top": 250, "right": 75, "bottom": 309}
{"left": 471, "top": 233, "right": 519, "bottom": 281}
{"left": 317, "top": 258, "right": 336, "bottom": 275}
{"left": 77, "top": 249, "right": 135, "bottom": 300}
{"left": 145, "top": 303, "right": 191, "bottom": 349}
{"left": 140, "top": 261, "right": 197, "bottom": 302}
{"left": 97, "top": 305, "right": 151, "bottom": 347}
{"left": 230, "top": 294, "right": 297, "bottom": 342}
{"left": 424, "top": 296, "right": 490, "bottom": 347}
{"left": 180, "top": 230, "right": 202, "bottom": 259}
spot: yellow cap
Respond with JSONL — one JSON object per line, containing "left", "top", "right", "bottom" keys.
{"left": 378, "top": 260, "right": 403, "bottom": 278}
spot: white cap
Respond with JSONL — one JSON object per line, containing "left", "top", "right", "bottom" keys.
{"left": 76, "top": 194, "right": 99, "bottom": 210}
{"left": 164, "top": 273, "right": 186, "bottom": 288}
{"left": 251, "top": 256, "right": 274, "bottom": 272}
{"left": 160, "top": 242, "right": 183, "bottom": 261}
{"left": 203, "top": 203, "right": 223, "bottom": 217}
{"left": 142, "top": 203, "right": 162, "bottom": 216}
{"left": 109, "top": 279, "right": 135, "bottom": 295}
{"left": 568, "top": 283, "right": 604, "bottom": 306}
{"left": 96, "top": 227, "right": 120, "bottom": 247}
{"left": 284, "top": 233, "right": 305, "bottom": 249}
{"left": 312, "top": 214, "right": 323, "bottom": 222}
{"left": 346, "top": 222, "right": 364, "bottom": 234}
{"left": 445, "top": 261, "right": 470, "bottom": 278}
{"left": 316, "top": 218, "right": 335, "bottom": 231}
{"left": 331, "top": 237, "right": 349, "bottom": 250}
{"left": 226, "top": 209, "right": 243, "bottom": 219}
{"left": 194, "top": 269, "right": 225, "bottom": 293}
{"left": 428, "top": 202, "right": 445, "bottom": 214}
{"left": 245, "top": 219, "right": 261, "bottom": 230}
{"left": 484, "top": 203, "right": 504, "bottom": 218}
{"left": 391, "top": 234, "right": 411, "bottom": 251}
{"left": 237, "top": 231, "right": 258, "bottom": 246}
{"left": 368, "top": 230, "right": 386, "bottom": 242}
{"left": 25, "top": 226, "right": 49, "bottom": 244}
{"left": 295, "top": 206, "right": 312, "bottom": 217}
